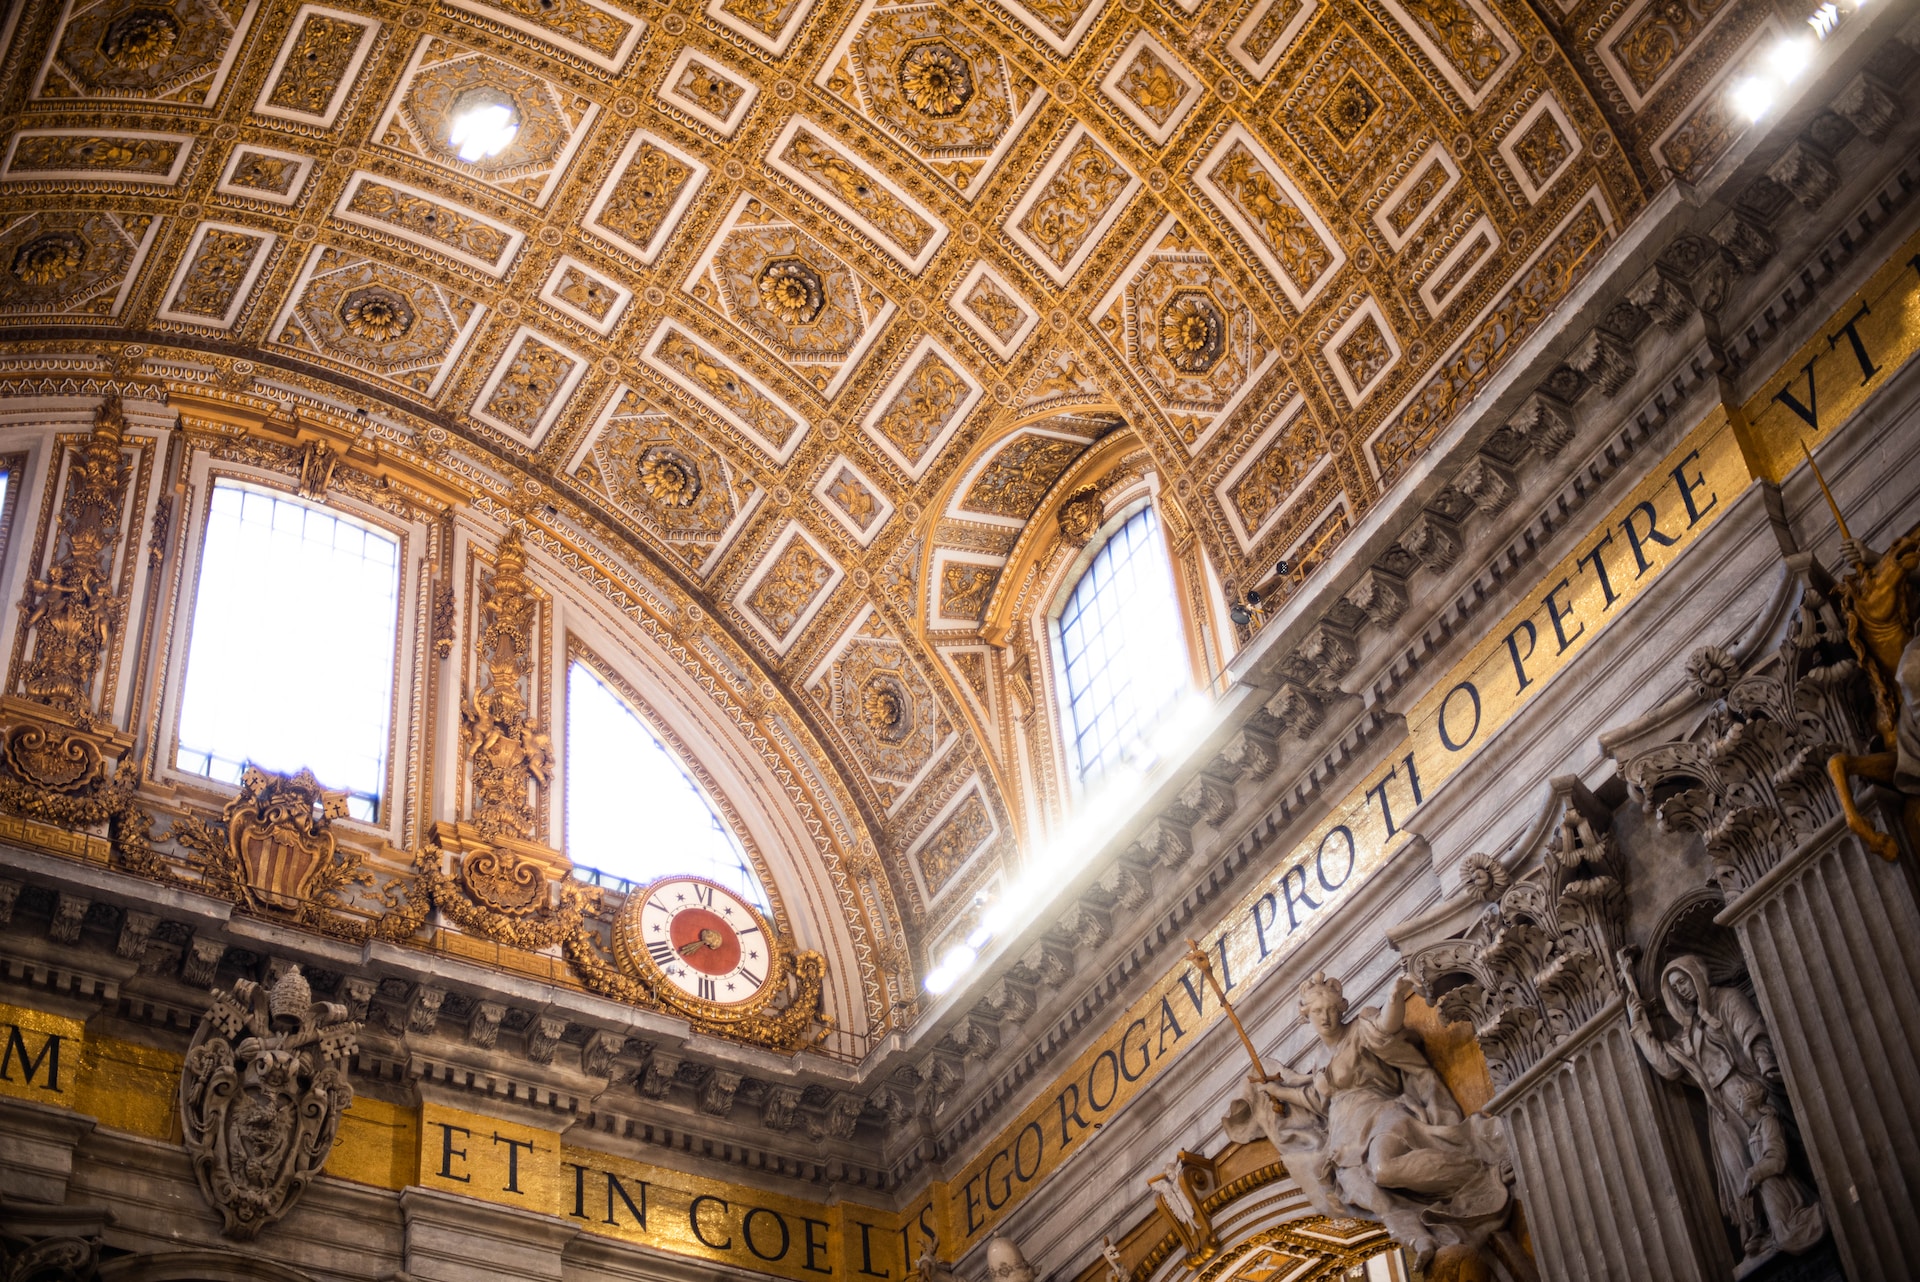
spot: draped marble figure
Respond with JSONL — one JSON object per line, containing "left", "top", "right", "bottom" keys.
{"left": 1222, "top": 972, "right": 1514, "bottom": 1272}
{"left": 1620, "top": 953, "right": 1825, "bottom": 1266}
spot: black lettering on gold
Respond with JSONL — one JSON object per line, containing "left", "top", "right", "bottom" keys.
{"left": 436, "top": 1123, "right": 471, "bottom": 1183}
{"left": 743, "top": 1207, "right": 789, "bottom": 1262}
{"left": 690, "top": 1195, "right": 732, "bottom": 1250}
{"left": 1438, "top": 681, "right": 1480, "bottom": 752}
{"left": 1622, "top": 500, "right": 1679, "bottom": 576}
{"left": 1504, "top": 619, "right": 1538, "bottom": 693}
{"left": 1829, "top": 302, "right": 1880, "bottom": 384}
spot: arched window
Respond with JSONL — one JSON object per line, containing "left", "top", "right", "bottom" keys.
{"left": 1054, "top": 504, "right": 1192, "bottom": 785}
{"left": 564, "top": 659, "right": 767, "bottom": 907}
{"left": 175, "top": 482, "right": 401, "bottom": 821}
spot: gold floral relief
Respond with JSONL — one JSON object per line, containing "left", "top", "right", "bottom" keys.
{"left": 552, "top": 264, "right": 617, "bottom": 321}
{"left": 0, "top": 212, "right": 147, "bottom": 317}
{"left": 719, "top": 0, "right": 809, "bottom": 40}
{"left": 873, "top": 350, "right": 970, "bottom": 467}
{"left": 276, "top": 249, "right": 478, "bottom": 392}
{"left": 170, "top": 228, "right": 266, "bottom": 319}
{"left": 656, "top": 329, "right": 799, "bottom": 450}
{"left": 1429, "top": 226, "right": 1493, "bottom": 303}
{"left": 263, "top": 14, "right": 366, "bottom": 116}
{"left": 481, "top": 336, "right": 575, "bottom": 437}
{"left": 488, "top": 0, "right": 635, "bottom": 59}
{"left": 1016, "top": 133, "right": 1132, "bottom": 271}
{"left": 745, "top": 536, "right": 834, "bottom": 638}
{"left": 226, "top": 150, "right": 302, "bottom": 197}
{"left": 10, "top": 134, "right": 182, "bottom": 175}
{"left": 672, "top": 59, "right": 748, "bottom": 119}
{"left": 462, "top": 528, "right": 552, "bottom": 842}
{"left": 939, "top": 562, "right": 998, "bottom": 622}
{"left": 1241, "top": 0, "right": 1308, "bottom": 61}
{"left": 1012, "top": 0, "right": 1097, "bottom": 41}
{"left": 598, "top": 144, "right": 695, "bottom": 254}
{"left": 916, "top": 791, "right": 991, "bottom": 895}
{"left": 1660, "top": 92, "right": 1739, "bottom": 184}
{"left": 1386, "top": 158, "right": 1450, "bottom": 237}
{"left": 580, "top": 391, "right": 752, "bottom": 567}
{"left": 345, "top": 180, "right": 515, "bottom": 262}
{"left": 1395, "top": 0, "right": 1508, "bottom": 91}
{"left": 1336, "top": 315, "right": 1393, "bottom": 392}
{"left": 1207, "top": 144, "right": 1332, "bottom": 295}
{"left": 1113, "top": 44, "right": 1190, "bottom": 127}
{"left": 825, "top": 467, "right": 882, "bottom": 531}
{"left": 46, "top": 0, "right": 248, "bottom": 103}
{"left": 781, "top": 131, "right": 935, "bottom": 256}
{"left": 961, "top": 274, "right": 1027, "bottom": 345}
{"left": 1280, "top": 31, "right": 1411, "bottom": 187}
{"left": 1512, "top": 112, "right": 1572, "bottom": 188}
{"left": 1610, "top": 0, "right": 1731, "bottom": 98}
{"left": 961, "top": 437, "right": 1085, "bottom": 519}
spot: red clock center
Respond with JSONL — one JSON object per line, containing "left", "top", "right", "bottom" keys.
{"left": 668, "top": 907, "right": 741, "bottom": 976}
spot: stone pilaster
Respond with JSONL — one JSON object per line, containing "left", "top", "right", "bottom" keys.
{"left": 400, "top": 1187, "right": 579, "bottom": 1282}
{"left": 1490, "top": 1001, "right": 1731, "bottom": 1282}
{"left": 1718, "top": 819, "right": 1920, "bottom": 1279}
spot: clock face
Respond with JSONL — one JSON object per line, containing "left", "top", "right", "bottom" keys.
{"left": 630, "top": 876, "right": 775, "bottom": 1007}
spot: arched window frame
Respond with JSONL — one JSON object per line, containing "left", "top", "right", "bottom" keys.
{"left": 151, "top": 449, "right": 434, "bottom": 848}
{"left": 1040, "top": 475, "right": 1213, "bottom": 799}
{"left": 559, "top": 634, "right": 778, "bottom": 915}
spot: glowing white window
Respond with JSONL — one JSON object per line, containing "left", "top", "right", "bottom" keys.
{"left": 176, "top": 482, "right": 400, "bottom": 822}
{"left": 1056, "top": 505, "right": 1191, "bottom": 785}
{"left": 565, "top": 660, "right": 767, "bottom": 907}
{"left": 448, "top": 90, "right": 521, "bottom": 162}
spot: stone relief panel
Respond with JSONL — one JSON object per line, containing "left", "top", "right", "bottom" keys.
{"left": 766, "top": 118, "right": 948, "bottom": 273}
{"left": 642, "top": 321, "right": 809, "bottom": 465}
{"left": 373, "top": 36, "right": 600, "bottom": 208}
{"left": 1321, "top": 295, "right": 1400, "bottom": 408}
{"left": 683, "top": 194, "right": 897, "bottom": 400}
{"left": 0, "top": 211, "right": 159, "bottom": 320}
{"left": 1209, "top": 392, "right": 1339, "bottom": 555}
{"left": 569, "top": 386, "right": 762, "bottom": 576}
{"left": 734, "top": 522, "right": 844, "bottom": 655}
{"left": 861, "top": 337, "right": 983, "bottom": 481}
{"left": 31, "top": 0, "right": 259, "bottom": 106}
{"left": 1190, "top": 124, "right": 1345, "bottom": 314}
{"left": 538, "top": 255, "right": 631, "bottom": 335}
{"left": 705, "top": 0, "right": 817, "bottom": 56}
{"left": 214, "top": 145, "right": 314, "bottom": 206}
{"left": 333, "top": 171, "right": 526, "bottom": 278}
{"left": 948, "top": 260, "right": 1039, "bottom": 361}
{"left": 1275, "top": 21, "right": 1419, "bottom": 193}
{"left": 1225, "top": 0, "right": 1319, "bottom": 80}
{"left": 1376, "top": 0, "right": 1516, "bottom": 108}
{"left": 1496, "top": 93, "right": 1583, "bottom": 205}
{"left": 658, "top": 47, "right": 759, "bottom": 138}
{"left": 1003, "top": 124, "right": 1140, "bottom": 286}
{"left": 270, "top": 245, "right": 487, "bottom": 397}
{"left": 155, "top": 222, "right": 278, "bottom": 330}
{"left": 907, "top": 776, "right": 995, "bottom": 903}
{"left": 440, "top": 0, "right": 646, "bottom": 71}
{"left": 252, "top": 3, "right": 380, "bottom": 129}
{"left": 468, "top": 326, "right": 588, "bottom": 449}
{"left": 990, "top": 0, "right": 1107, "bottom": 58}
{"left": 1098, "top": 29, "right": 1204, "bottom": 146}
{"left": 1092, "top": 217, "right": 1280, "bottom": 452}
{"left": 950, "top": 428, "right": 1094, "bottom": 528}
{"left": 581, "top": 131, "right": 708, "bottom": 267}
{"left": 0, "top": 129, "right": 195, "bottom": 184}
{"left": 813, "top": 456, "right": 894, "bottom": 547}
{"left": 808, "top": 606, "right": 953, "bottom": 812}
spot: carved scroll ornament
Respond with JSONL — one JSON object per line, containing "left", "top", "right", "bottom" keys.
{"left": 180, "top": 966, "right": 358, "bottom": 1239}
{"left": 461, "top": 526, "right": 552, "bottom": 842}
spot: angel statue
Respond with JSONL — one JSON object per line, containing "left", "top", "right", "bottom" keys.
{"left": 1618, "top": 951, "right": 1825, "bottom": 1267}
{"left": 1222, "top": 972, "right": 1519, "bottom": 1277}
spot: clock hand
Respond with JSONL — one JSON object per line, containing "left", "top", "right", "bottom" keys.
{"left": 676, "top": 928, "right": 724, "bottom": 957}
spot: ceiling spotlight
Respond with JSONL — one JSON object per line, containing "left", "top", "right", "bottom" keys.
{"left": 1229, "top": 603, "right": 1252, "bottom": 626}
{"left": 1808, "top": 2, "right": 1840, "bottom": 37}
{"left": 1275, "top": 558, "right": 1292, "bottom": 576}
{"left": 448, "top": 90, "right": 521, "bottom": 163}
{"left": 1729, "top": 76, "right": 1774, "bottom": 121}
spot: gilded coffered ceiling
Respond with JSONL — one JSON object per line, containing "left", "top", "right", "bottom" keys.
{"left": 0, "top": 0, "right": 1769, "bottom": 969}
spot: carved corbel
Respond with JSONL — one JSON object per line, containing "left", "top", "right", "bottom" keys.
{"left": 115, "top": 909, "right": 156, "bottom": 960}
{"left": 406, "top": 986, "right": 446, "bottom": 1035}
{"left": 817, "top": 1093, "right": 864, "bottom": 1139}
{"left": 1177, "top": 774, "right": 1235, "bottom": 827}
{"left": 1834, "top": 71, "right": 1901, "bottom": 141}
{"left": 639, "top": 1051, "right": 681, "bottom": 1099}
{"left": 526, "top": 1015, "right": 567, "bottom": 1065}
{"left": 1059, "top": 901, "right": 1110, "bottom": 949}
{"left": 1506, "top": 390, "right": 1577, "bottom": 458}
{"left": 1768, "top": 141, "right": 1839, "bottom": 211}
{"left": 582, "top": 1030, "right": 628, "bottom": 1079}
{"left": 1012, "top": 939, "right": 1073, "bottom": 988}
{"left": 182, "top": 937, "right": 225, "bottom": 987}
{"left": 49, "top": 894, "right": 88, "bottom": 944}
{"left": 1213, "top": 727, "right": 1278, "bottom": 783}
{"left": 762, "top": 1084, "right": 804, "bottom": 1130}
{"left": 1568, "top": 327, "right": 1637, "bottom": 398}
{"left": 698, "top": 1067, "right": 741, "bottom": 1113}
{"left": 1627, "top": 263, "right": 1694, "bottom": 332}
{"left": 980, "top": 975, "right": 1037, "bottom": 1024}
{"left": 1452, "top": 456, "right": 1518, "bottom": 517}
{"left": 468, "top": 1000, "right": 506, "bottom": 1049}
{"left": 1131, "top": 816, "right": 1193, "bottom": 868}
{"left": 1710, "top": 209, "right": 1775, "bottom": 276}
{"left": 1399, "top": 512, "right": 1462, "bottom": 573}
{"left": 1263, "top": 684, "right": 1323, "bottom": 739}
{"left": 1346, "top": 568, "right": 1409, "bottom": 628}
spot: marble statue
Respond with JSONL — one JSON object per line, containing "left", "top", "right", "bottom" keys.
{"left": 983, "top": 1238, "right": 1036, "bottom": 1282}
{"left": 1221, "top": 972, "right": 1514, "bottom": 1272}
{"left": 1099, "top": 1238, "right": 1127, "bottom": 1282}
{"left": 1618, "top": 952, "right": 1825, "bottom": 1266}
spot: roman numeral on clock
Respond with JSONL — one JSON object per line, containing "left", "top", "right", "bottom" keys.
{"left": 697, "top": 977, "right": 717, "bottom": 1002}
{"left": 647, "top": 939, "right": 677, "bottom": 967}
{"left": 738, "top": 965, "right": 763, "bottom": 989}
{"left": 693, "top": 884, "right": 715, "bottom": 907}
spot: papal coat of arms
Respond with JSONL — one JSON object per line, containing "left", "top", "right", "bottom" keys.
{"left": 179, "top": 966, "right": 359, "bottom": 1239}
